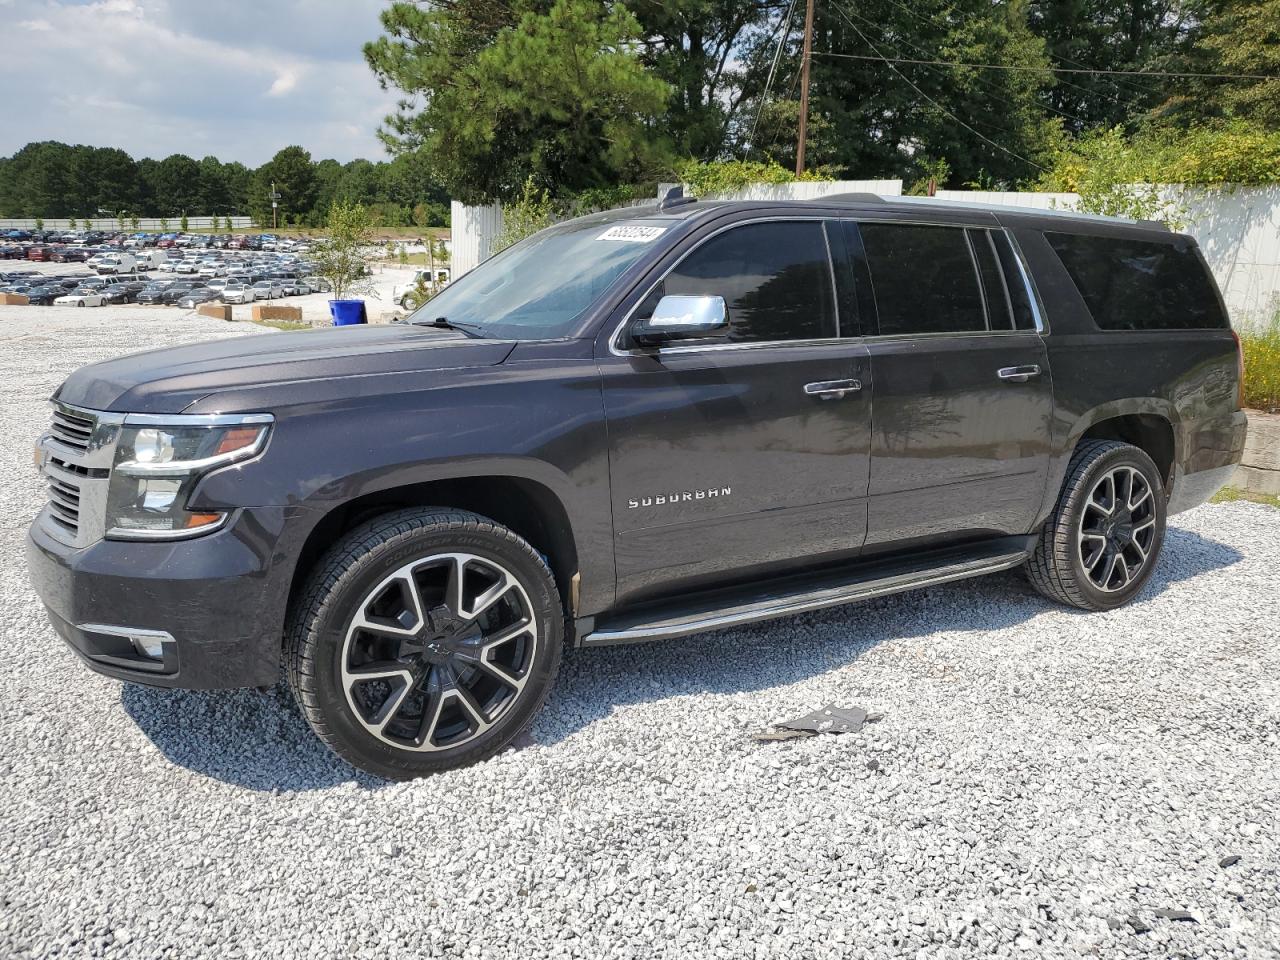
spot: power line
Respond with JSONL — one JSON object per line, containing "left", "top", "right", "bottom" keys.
{"left": 815, "top": 50, "right": 1279, "bottom": 82}
{"left": 747, "top": 0, "right": 800, "bottom": 153}
{"left": 831, "top": 0, "right": 1098, "bottom": 129}
{"left": 872, "top": 0, "right": 1161, "bottom": 104}
{"left": 828, "top": 2, "right": 1048, "bottom": 172}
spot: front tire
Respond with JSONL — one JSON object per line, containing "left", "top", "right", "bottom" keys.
{"left": 1025, "top": 440, "right": 1167, "bottom": 611}
{"left": 286, "top": 508, "right": 563, "bottom": 779}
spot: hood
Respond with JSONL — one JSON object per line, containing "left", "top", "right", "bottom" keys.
{"left": 54, "top": 324, "right": 517, "bottom": 413}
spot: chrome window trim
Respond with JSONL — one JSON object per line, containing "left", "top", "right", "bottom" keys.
{"left": 1003, "top": 231, "right": 1048, "bottom": 334}
{"left": 961, "top": 227, "right": 994, "bottom": 333}
{"left": 608, "top": 216, "right": 1047, "bottom": 356}
{"left": 608, "top": 215, "right": 843, "bottom": 358}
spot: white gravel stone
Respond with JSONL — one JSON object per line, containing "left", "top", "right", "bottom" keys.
{"left": 1, "top": 308, "right": 1278, "bottom": 959}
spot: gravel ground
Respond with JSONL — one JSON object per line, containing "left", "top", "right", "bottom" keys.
{"left": 2, "top": 312, "right": 1278, "bottom": 959}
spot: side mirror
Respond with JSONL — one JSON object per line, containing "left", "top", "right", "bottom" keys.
{"left": 630, "top": 295, "right": 728, "bottom": 348}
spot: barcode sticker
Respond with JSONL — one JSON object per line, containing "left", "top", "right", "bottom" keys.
{"left": 597, "top": 225, "right": 667, "bottom": 243}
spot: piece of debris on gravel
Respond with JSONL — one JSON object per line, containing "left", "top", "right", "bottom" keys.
{"left": 754, "top": 704, "right": 870, "bottom": 741}
{"left": 1154, "top": 908, "right": 1201, "bottom": 923}
{"left": 3, "top": 312, "right": 1280, "bottom": 959}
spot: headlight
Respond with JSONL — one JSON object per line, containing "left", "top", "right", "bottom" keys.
{"left": 105, "top": 414, "right": 273, "bottom": 539}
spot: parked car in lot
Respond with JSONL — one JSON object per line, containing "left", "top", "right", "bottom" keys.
{"left": 221, "top": 283, "right": 255, "bottom": 304}
{"left": 26, "top": 194, "right": 1250, "bottom": 779}
{"left": 159, "top": 283, "right": 205, "bottom": 305}
{"left": 176, "top": 289, "right": 221, "bottom": 309}
{"left": 173, "top": 260, "right": 200, "bottom": 274}
{"left": 100, "top": 282, "right": 145, "bottom": 304}
{"left": 22, "top": 284, "right": 63, "bottom": 305}
{"left": 26, "top": 246, "right": 53, "bottom": 262}
{"left": 54, "top": 290, "right": 108, "bottom": 307}
{"left": 95, "top": 254, "right": 138, "bottom": 275}
{"left": 251, "top": 280, "right": 283, "bottom": 300}
{"left": 51, "top": 248, "right": 90, "bottom": 263}
{"left": 134, "top": 284, "right": 176, "bottom": 305}
{"left": 280, "top": 280, "right": 310, "bottom": 297}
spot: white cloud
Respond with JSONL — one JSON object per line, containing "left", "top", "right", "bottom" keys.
{"left": 0, "top": 0, "right": 399, "bottom": 166}
{"left": 268, "top": 69, "right": 302, "bottom": 98}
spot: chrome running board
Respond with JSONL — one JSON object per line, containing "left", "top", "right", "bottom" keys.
{"left": 581, "top": 543, "right": 1030, "bottom": 647}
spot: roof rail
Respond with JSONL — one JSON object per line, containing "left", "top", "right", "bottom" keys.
{"left": 808, "top": 192, "right": 885, "bottom": 204}
{"left": 890, "top": 194, "right": 1165, "bottom": 228}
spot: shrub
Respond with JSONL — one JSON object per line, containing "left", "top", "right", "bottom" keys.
{"left": 493, "top": 178, "right": 556, "bottom": 253}
{"left": 312, "top": 200, "right": 376, "bottom": 301}
{"left": 1241, "top": 313, "right": 1280, "bottom": 412}
{"left": 676, "top": 159, "right": 832, "bottom": 196}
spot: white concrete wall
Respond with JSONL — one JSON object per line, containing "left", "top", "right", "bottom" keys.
{"left": 0, "top": 216, "right": 253, "bottom": 231}
{"left": 1176, "top": 185, "right": 1280, "bottom": 329}
{"left": 449, "top": 200, "right": 504, "bottom": 278}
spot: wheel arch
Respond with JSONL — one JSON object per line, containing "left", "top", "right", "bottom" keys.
{"left": 1067, "top": 400, "right": 1179, "bottom": 491}
{"left": 286, "top": 473, "right": 582, "bottom": 632}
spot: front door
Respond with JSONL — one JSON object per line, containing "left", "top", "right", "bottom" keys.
{"left": 849, "top": 221, "right": 1054, "bottom": 550}
{"left": 597, "top": 219, "right": 873, "bottom": 606}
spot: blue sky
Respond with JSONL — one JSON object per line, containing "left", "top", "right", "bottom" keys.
{"left": 2, "top": 0, "right": 400, "bottom": 165}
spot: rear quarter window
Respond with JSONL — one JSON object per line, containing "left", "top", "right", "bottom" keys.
{"left": 1045, "top": 231, "right": 1227, "bottom": 331}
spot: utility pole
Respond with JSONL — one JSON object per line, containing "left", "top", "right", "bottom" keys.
{"left": 271, "top": 181, "right": 280, "bottom": 230}
{"left": 795, "top": 0, "right": 816, "bottom": 175}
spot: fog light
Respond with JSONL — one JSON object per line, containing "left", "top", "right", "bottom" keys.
{"left": 130, "top": 635, "right": 166, "bottom": 660}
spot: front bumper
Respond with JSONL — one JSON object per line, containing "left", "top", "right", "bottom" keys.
{"left": 26, "top": 507, "right": 295, "bottom": 689}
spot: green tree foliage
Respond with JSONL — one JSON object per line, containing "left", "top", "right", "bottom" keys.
{"left": 251, "top": 146, "right": 317, "bottom": 226}
{"left": 312, "top": 200, "right": 377, "bottom": 300}
{"left": 739, "top": 0, "right": 1061, "bottom": 186}
{"left": 627, "top": 1, "right": 779, "bottom": 160}
{"left": 493, "top": 178, "right": 557, "bottom": 252}
{"left": 365, "top": 0, "right": 672, "bottom": 204}
{"left": 151, "top": 154, "right": 202, "bottom": 215}
{"left": 1026, "top": 1, "right": 1198, "bottom": 133}
{"left": 1037, "top": 121, "right": 1280, "bottom": 223}
{"left": 1160, "top": 0, "right": 1280, "bottom": 129}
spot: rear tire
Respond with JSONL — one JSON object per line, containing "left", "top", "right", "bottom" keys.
{"left": 1025, "top": 440, "right": 1167, "bottom": 610}
{"left": 286, "top": 508, "right": 563, "bottom": 779}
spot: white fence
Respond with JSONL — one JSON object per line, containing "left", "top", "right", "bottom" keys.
{"left": 450, "top": 182, "right": 1280, "bottom": 325}
{"left": 0, "top": 216, "right": 253, "bottom": 231}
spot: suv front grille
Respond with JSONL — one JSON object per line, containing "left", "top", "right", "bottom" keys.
{"left": 46, "top": 475, "right": 81, "bottom": 534}
{"left": 37, "top": 403, "right": 121, "bottom": 548}
{"left": 50, "top": 408, "right": 95, "bottom": 453}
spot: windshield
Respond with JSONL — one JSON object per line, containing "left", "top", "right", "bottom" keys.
{"left": 408, "top": 214, "right": 669, "bottom": 340}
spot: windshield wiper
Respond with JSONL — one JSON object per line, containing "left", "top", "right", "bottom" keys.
{"left": 413, "top": 315, "right": 486, "bottom": 338}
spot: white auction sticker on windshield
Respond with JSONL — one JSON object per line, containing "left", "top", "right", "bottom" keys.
{"left": 596, "top": 224, "right": 667, "bottom": 243}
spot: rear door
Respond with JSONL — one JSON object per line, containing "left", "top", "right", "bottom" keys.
{"left": 598, "top": 218, "right": 873, "bottom": 605}
{"left": 846, "top": 220, "right": 1053, "bottom": 551}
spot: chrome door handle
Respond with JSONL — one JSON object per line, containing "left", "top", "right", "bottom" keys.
{"left": 997, "top": 365, "right": 1041, "bottom": 383}
{"left": 804, "top": 379, "right": 862, "bottom": 400}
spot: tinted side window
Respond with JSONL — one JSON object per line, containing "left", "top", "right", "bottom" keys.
{"left": 1046, "top": 232, "right": 1228, "bottom": 330}
{"left": 656, "top": 221, "right": 836, "bottom": 342}
{"left": 859, "top": 223, "right": 987, "bottom": 335}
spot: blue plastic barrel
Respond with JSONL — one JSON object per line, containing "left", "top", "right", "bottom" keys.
{"left": 330, "top": 299, "right": 367, "bottom": 326}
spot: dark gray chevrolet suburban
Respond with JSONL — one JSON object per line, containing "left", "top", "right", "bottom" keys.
{"left": 27, "top": 193, "right": 1248, "bottom": 778}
